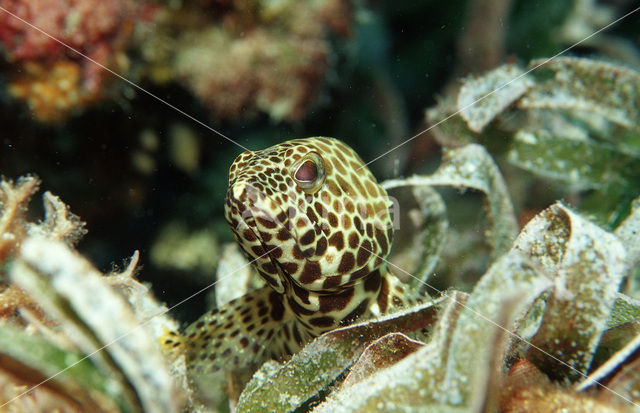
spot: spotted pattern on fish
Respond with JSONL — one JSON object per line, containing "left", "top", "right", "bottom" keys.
{"left": 166, "top": 137, "right": 418, "bottom": 375}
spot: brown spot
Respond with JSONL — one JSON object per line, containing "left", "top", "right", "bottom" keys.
{"left": 269, "top": 291, "right": 285, "bottom": 321}
{"left": 333, "top": 158, "right": 347, "bottom": 174}
{"left": 309, "top": 316, "right": 335, "bottom": 328}
{"left": 239, "top": 338, "right": 249, "bottom": 348}
{"left": 375, "top": 228, "right": 389, "bottom": 256}
{"left": 243, "top": 229, "right": 257, "bottom": 242}
{"left": 300, "top": 261, "right": 322, "bottom": 284}
{"left": 230, "top": 329, "right": 240, "bottom": 338}
{"left": 287, "top": 296, "right": 314, "bottom": 316}
{"left": 222, "top": 348, "right": 231, "bottom": 357}
{"left": 364, "top": 270, "right": 381, "bottom": 292}
{"left": 338, "top": 252, "right": 355, "bottom": 273}
{"left": 341, "top": 214, "right": 352, "bottom": 229}
{"left": 247, "top": 323, "right": 255, "bottom": 331}
{"left": 350, "top": 266, "right": 370, "bottom": 281}
{"left": 328, "top": 232, "right": 345, "bottom": 250}
{"left": 366, "top": 223, "right": 374, "bottom": 238}
{"left": 315, "top": 237, "right": 328, "bottom": 256}
{"left": 292, "top": 245, "right": 306, "bottom": 260}
{"left": 348, "top": 232, "right": 359, "bottom": 249}
{"left": 322, "top": 276, "right": 342, "bottom": 290}
{"left": 392, "top": 296, "right": 403, "bottom": 307}
{"left": 208, "top": 353, "right": 217, "bottom": 361}
{"left": 333, "top": 199, "right": 343, "bottom": 213}
{"left": 354, "top": 216, "right": 364, "bottom": 234}
{"left": 195, "top": 321, "right": 205, "bottom": 329}
{"left": 256, "top": 329, "right": 265, "bottom": 337}
{"left": 377, "top": 277, "right": 390, "bottom": 313}
{"left": 328, "top": 213, "right": 339, "bottom": 228}
{"left": 257, "top": 216, "right": 277, "bottom": 229}
{"left": 314, "top": 202, "right": 327, "bottom": 218}
{"left": 357, "top": 241, "right": 372, "bottom": 266}
{"left": 251, "top": 245, "right": 266, "bottom": 256}
{"left": 344, "top": 199, "right": 355, "bottom": 214}
{"left": 287, "top": 206, "right": 297, "bottom": 220}
{"left": 276, "top": 211, "right": 287, "bottom": 224}
{"left": 258, "top": 306, "right": 268, "bottom": 317}
{"left": 341, "top": 299, "right": 369, "bottom": 324}
{"left": 300, "top": 229, "right": 315, "bottom": 245}
{"left": 277, "top": 228, "right": 292, "bottom": 241}
{"left": 270, "top": 247, "right": 283, "bottom": 259}
{"left": 365, "top": 180, "right": 378, "bottom": 198}
{"left": 282, "top": 262, "right": 299, "bottom": 275}
{"left": 319, "top": 288, "right": 354, "bottom": 313}
{"left": 337, "top": 175, "right": 355, "bottom": 196}
{"left": 350, "top": 174, "right": 366, "bottom": 196}
{"left": 327, "top": 181, "right": 341, "bottom": 196}
{"left": 242, "top": 315, "right": 252, "bottom": 323}
{"left": 291, "top": 282, "right": 310, "bottom": 304}
{"left": 261, "top": 262, "right": 276, "bottom": 274}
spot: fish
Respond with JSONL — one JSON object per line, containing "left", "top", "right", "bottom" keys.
{"left": 164, "top": 137, "right": 417, "bottom": 376}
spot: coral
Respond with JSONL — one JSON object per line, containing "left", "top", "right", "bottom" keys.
{"left": 0, "top": 0, "right": 149, "bottom": 121}
{"left": 140, "top": 0, "right": 352, "bottom": 122}
{"left": 7, "top": 60, "right": 101, "bottom": 122}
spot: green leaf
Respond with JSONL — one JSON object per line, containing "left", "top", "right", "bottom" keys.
{"left": 0, "top": 324, "right": 126, "bottom": 412}
{"left": 507, "top": 129, "right": 639, "bottom": 189}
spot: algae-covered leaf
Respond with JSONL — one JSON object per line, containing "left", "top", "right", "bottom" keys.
{"left": 236, "top": 297, "right": 446, "bottom": 412}
{"left": 383, "top": 144, "right": 517, "bottom": 258}
{"left": 608, "top": 294, "right": 640, "bottom": 330}
{"left": 0, "top": 324, "right": 123, "bottom": 412}
{"left": 507, "top": 129, "right": 639, "bottom": 189}
{"left": 615, "top": 195, "right": 640, "bottom": 267}
{"left": 515, "top": 203, "right": 627, "bottom": 379}
{"left": 10, "top": 237, "right": 180, "bottom": 413}
{"left": 458, "top": 63, "right": 534, "bottom": 133}
{"left": 341, "top": 333, "right": 423, "bottom": 388}
{"left": 520, "top": 57, "right": 640, "bottom": 133}
{"left": 425, "top": 97, "right": 477, "bottom": 147}
{"left": 436, "top": 251, "right": 553, "bottom": 406}
{"left": 312, "top": 292, "right": 468, "bottom": 413}
{"left": 314, "top": 250, "right": 552, "bottom": 411}
{"left": 385, "top": 185, "right": 448, "bottom": 286}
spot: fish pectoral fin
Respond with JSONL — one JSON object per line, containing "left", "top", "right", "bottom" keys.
{"left": 184, "top": 286, "right": 297, "bottom": 376}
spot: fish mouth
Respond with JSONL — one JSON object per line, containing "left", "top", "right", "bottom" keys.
{"left": 226, "top": 179, "right": 297, "bottom": 261}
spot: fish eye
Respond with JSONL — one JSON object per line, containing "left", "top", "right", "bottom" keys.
{"left": 292, "top": 152, "right": 325, "bottom": 193}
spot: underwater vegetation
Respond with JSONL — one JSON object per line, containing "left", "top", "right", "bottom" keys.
{"left": 0, "top": 0, "right": 640, "bottom": 412}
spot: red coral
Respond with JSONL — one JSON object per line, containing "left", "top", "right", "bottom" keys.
{"left": 0, "top": 0, "right": 137, "bottom": 62}
{"left": 0, "top": 0, "right": 154, "bottom": 121}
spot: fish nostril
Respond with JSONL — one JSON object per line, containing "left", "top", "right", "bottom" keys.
{"left": 232, "top": 183, "right": 247, "bottom": 201}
